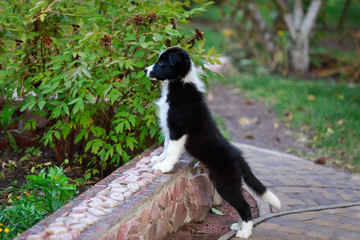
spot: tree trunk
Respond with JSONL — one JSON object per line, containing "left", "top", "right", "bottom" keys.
{"left": 290, "top": 34, "right": 309, "bottom": 74}
{"left": 338, "top": 0, "right": 352, "bottom": 31}
{"left": 273, "top": 0, "right": 322, "bottom": 74}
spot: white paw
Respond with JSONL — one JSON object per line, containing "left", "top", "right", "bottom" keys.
{"left": 152, "top": 161, "right": 174, "bottom": 173}
{"left": 151, "top": 155, "right": 165, "bottom": 163}
{"left": 230, "top": 223, "right": 240, "bottom": 231}
{"left": 235, "top": 229, "right": 252, "bottom": 239}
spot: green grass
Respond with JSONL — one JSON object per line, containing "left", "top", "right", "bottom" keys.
{"left": 224, "top": 74, "right": 360, "bottom": 171}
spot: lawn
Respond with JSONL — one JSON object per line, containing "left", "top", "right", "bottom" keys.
{"left": 223, "top": 74, "right": 360, "bottom": 171}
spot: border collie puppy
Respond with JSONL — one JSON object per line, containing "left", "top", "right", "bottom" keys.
{"left": 144, "top": 47, "right": 281, "bottom": 238}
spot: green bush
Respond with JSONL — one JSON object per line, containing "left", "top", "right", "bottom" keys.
{"left": 0, "top": 164, "right": 75, "bottom": 239}
{"left": 0, "top": 0, "right": 216, "bottom": 177}
{"left": 26, "top": 164, "right": 77, "bottom": 213}
{"left": 0, "top": 196, "right": 45, "bottom": 240}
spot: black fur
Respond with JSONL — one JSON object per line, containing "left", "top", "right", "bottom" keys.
{"left": 146, "top": 47, "right": 267, "bottom": 223}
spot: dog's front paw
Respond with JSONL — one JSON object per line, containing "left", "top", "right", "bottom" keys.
{"left": 235, "top": 229, "right": 252, "bottom": 239}
{"left": 152, "top": 161, "right": 174, "bottom": 173}
{"left": 230, "top": 222, "right": 240, "bottom": 231}
{"left": 235, "top": 221, "right": 253, "bottom": 239}
{"left": 151, "top": 155, "right": 165, "bottom": 163}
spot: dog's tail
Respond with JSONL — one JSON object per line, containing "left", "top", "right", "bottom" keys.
{"left": 241, "top": 162, "right": 281, "bottom": 210}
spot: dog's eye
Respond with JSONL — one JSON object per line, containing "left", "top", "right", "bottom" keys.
{"left": 158, "top": 61, "right": 163, "bottom": 65}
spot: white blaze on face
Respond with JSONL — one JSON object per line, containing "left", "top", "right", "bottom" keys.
{"left": 145, "top": 64, "right": 156, "bottom": 80}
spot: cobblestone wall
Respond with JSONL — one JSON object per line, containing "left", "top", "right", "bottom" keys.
{"left": 17, "top": 146, "right": 216, "bottom": 240}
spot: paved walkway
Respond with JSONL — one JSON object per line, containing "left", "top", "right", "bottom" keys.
{"left": 220, "top": 143, "right": 360, "bottom": 240}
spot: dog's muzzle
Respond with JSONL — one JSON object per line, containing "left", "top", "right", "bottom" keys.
{"left": 144, "top": 65, "right": 156, "bottom": 80}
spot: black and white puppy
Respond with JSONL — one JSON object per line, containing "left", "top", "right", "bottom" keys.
{"left": 144, "top": 47, "right": 281, "bottom": 238}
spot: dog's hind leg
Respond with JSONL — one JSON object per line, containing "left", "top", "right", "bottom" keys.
{"left": 212, "top": 176, "right": 253, "bottom": 239}
{"left": 152, "top": 135, "right": 187, "bottom": 173}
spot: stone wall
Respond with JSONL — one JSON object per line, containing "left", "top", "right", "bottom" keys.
{"left": 17, "top": 146, "right": 217, "bottom": 240}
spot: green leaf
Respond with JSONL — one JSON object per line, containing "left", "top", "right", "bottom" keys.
{"left": 86, "top": 94, "right": 95, "bottom": 104}
{"left": 165, "top": 29, "right": 180, "bottom": 36}
{"left": 52, "top": 106, "right": 62, "bottom": 118}
{"left": 38, "top": 100, "right": 46, "bottom": 110}
{"left": 115, "top": 144, "right": 123, "bottom": 155}
{"left": 85, "top": 141, "right": 92, "bottom": 152}
{"left": 68, "top": 98, "right": 81, "bottom": 105}
{"left": 62, "top": 125, "right": 71, "bottom": 139}
{"left": 31, "top": 119, "right": 36, "bottom": 130}
{"left": 82, "top": 69, "right": 92, "bottom": 78}
{"left": 207, "top": 47, "right": 216, "bottom": 56}
{"left": 153, "top": 33, "right": 163, "bottom": 42}
{"left": 74, "top": 131, "right": 84, "bottom": 144}
{"left": 54, "top": 131, "right": 60, "bottom": 140}
{"left": 62, "top": 103, "right": 70, "bottom": 115}
{"left": 128, "top": 114, "right": 136, "bottom": 127}
{"left": 73, "top": 100, "right": 84, "bottom": 113}
{"left": 211, "top": 207, "right": 225, "bottom": 216}
{"left": 139, "top": 35, "right": 146, "bottom": 43}
{"left": 39, "top": 13, "right": 46, "bottom": 22}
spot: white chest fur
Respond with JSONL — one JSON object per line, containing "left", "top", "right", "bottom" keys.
{"left": 156, "top": 81, "right": 170, "bottom": 138}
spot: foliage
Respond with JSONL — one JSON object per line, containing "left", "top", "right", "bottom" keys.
{"left": 225, "top": 74, "right": 360, "bottom": 171}
{"left": 26, "top": 163, "right": 77, "bottom": 213}
{"left": 0, "top": 103, "right": 19, "bottom": 148}
{"left": 0, "top": 196, "right": 46, "bottom": 240}
{"left": 322, "top": 0, "right": 360, "bottom": 28}
{"left": 0, "top": 0, "right": 216, "bottom": 177}
{"left": 0, "top": 164, "right": 75, "bottom": 239}
{"left": 196, "top": 1, "right": 281, "bottom": 74}
{"left": 198, "top": 0, "right": 359, "bottom": 80}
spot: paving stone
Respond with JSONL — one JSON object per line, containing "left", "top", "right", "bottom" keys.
{"left": 256, "top": 222, "right": 279, "bottom": 231}
{"left": 305, "top": 230, "right": 334, "bottom": 239}
{"left": 332, "top": 229, "right": 360, "bottom": 238}
{"left": 225, "top": 145, "right": 360, "bottom": 240}
{"left": 305, "top": 218, "right": 337, "bottom": 228}
{"left": 336, "top": 224, "right": 360, "bottom": 232}
{"left": 285, "top": 234, "right": 308, "bottom": 240}
{"left": 276, "top": 225, "right": 304, "bottom": 234}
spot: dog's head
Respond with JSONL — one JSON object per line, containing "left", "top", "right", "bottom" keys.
{"left": 144, "top": 47, "right": 191, "bottom": 81}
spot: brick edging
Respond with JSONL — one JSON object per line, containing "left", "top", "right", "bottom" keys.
{"left": 17, "top": 146, "right": 216, "bottom": 240}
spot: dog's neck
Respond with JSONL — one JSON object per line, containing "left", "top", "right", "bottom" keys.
{"left": 181, "top": 62, "right": 206, "bottom": 93}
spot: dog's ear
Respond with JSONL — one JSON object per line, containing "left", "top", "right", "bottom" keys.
{"left": 169, "top": 53, "right": 181, "bottom": 66}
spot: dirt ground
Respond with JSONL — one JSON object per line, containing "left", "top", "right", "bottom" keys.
{"left": 170, "top": 189, "right": 259, "bottom": 240}
{"left": 169, "top": 81, "right": 308, "bottom": 240}
{"left": 208, "top": 82, "right": 305, "bottom": 153}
